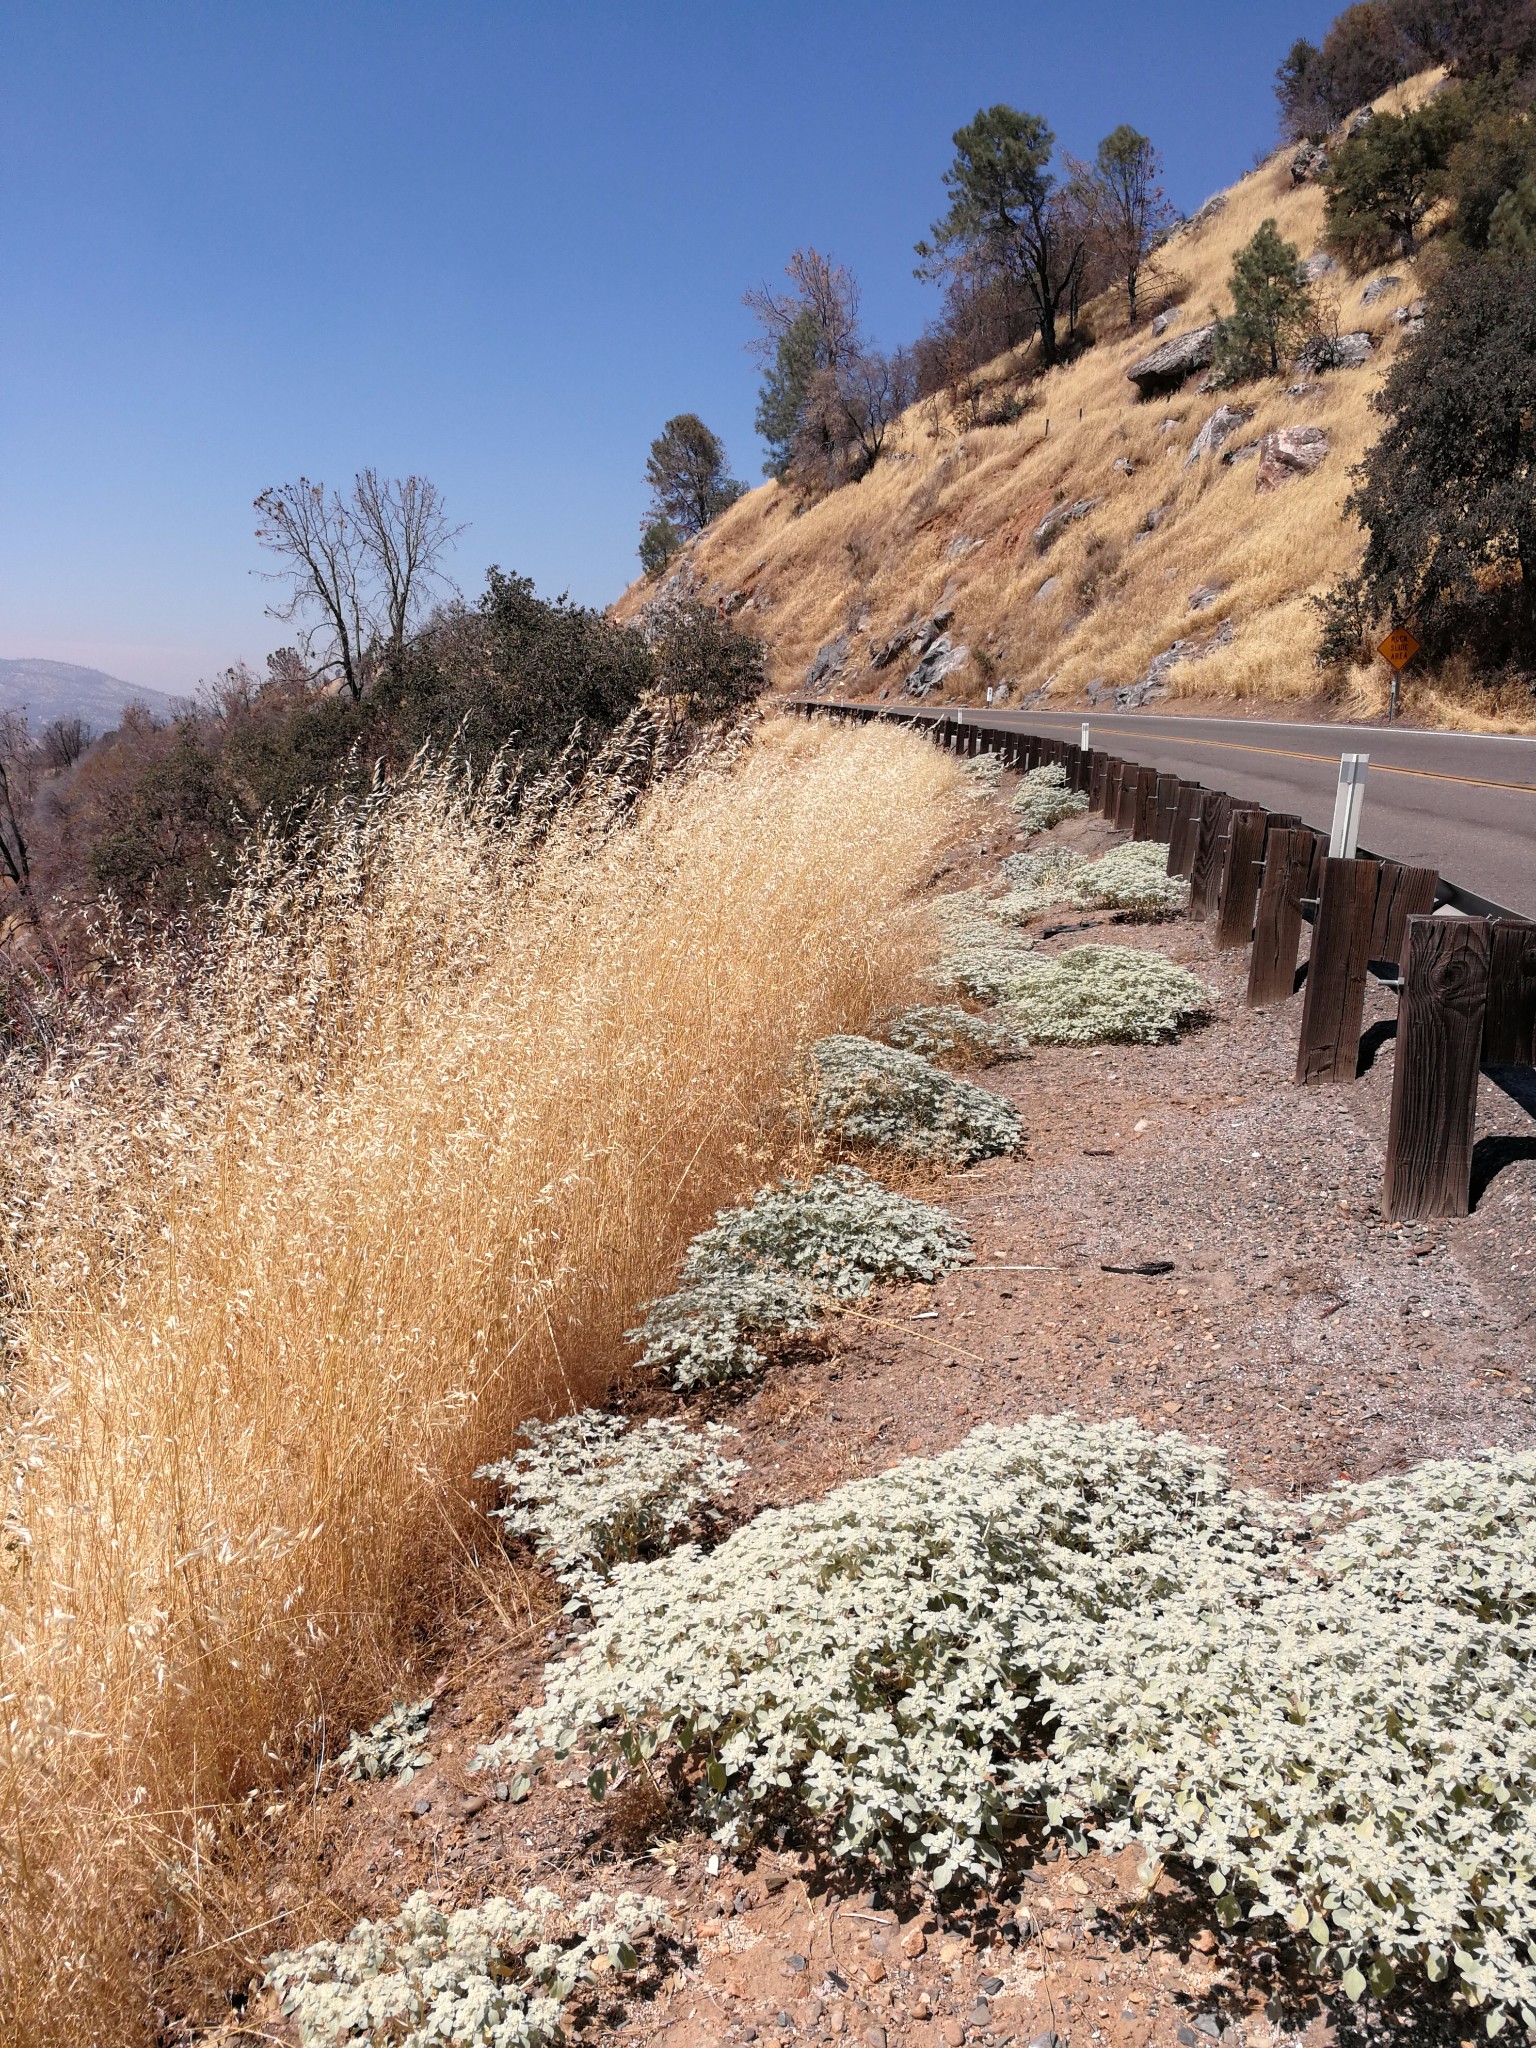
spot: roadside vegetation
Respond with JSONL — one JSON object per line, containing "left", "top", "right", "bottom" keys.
{"left": 0, "top": 717, "right": 961, "bottom": 2048}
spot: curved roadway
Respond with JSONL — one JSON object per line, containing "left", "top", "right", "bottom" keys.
{"left": 918, "top": 708, "right": 1536, "bottom": 918}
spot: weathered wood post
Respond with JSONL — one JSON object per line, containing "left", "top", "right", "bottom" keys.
{"left": 1247, "top": 828, "right": 1324, "bottom": 1007}
{"left": 1213, "top": 806, "right": 1269, "bottom": 948}
{"left": 1295, "top": 857, "right": 1382, "bottom": 1084}
{"left": 1383, "top": 916, "right": 1493, "bottom": 1219}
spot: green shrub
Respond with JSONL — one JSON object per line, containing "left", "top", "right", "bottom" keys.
{"left": 999, "top": 944, "right": 1214, "bottom": 1044}
{"left": 1212, "top": 220, "right": 1313, "bottom": 383}
{"left": 935, "top": 891, "right": 1041, "bottom": 1002}
{"left": 997, "top": 842, "right": 1188, "bottom": 920}
{"left": 628, "top": 1166, "right": 972, "bottom": 1388}
{"left": 475, "top": 1418, "right": 1536, "bottom": 2030}
{"left": 809, "top": 1034, "right": 1023, "bottom": 1164}
{"left": 477, "top": 1412, "right": 742, "bottom": 1598}
{"left": 266, "top": 1884, "right": 668, "bottom": 2048}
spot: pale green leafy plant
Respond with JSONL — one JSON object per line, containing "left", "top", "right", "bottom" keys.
{"left": 477, "top": 1411, "right": 743, "bottom": 1598}
{"left": 880, "top": 1004, "right": 1023, "bottom": 1065}
{"left": 473, "top": 1418, "right": 1536, "bottom": 2032}
{"left": 998, "top": 945, "right": 1215, "bottom": 1045}
{"left": 996, "top": 843, "right": 1189, "bottom": 921}
{"left": 265, "top": 1884, "right": 668, "bottom": 2048}
{"left": 934, "top": 891, "right": 1039, "bottom": 1003}
{"left": 960, "top": 753, "right": 1005, "bottom": 798}
{"left": 809, "top": 1034, "right": 1023, "bottom": 1164}
{"left": 335, "top": 1697, "right": 434, "bottom": 1784}
{"left": 1011, "top": 761, "right": 1089, "bottom": 835}
{"left": 628, "top": 1165, "right": 972, "bottom": 1388}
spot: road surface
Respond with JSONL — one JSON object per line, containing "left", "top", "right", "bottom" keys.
{"left": 913, "top": 707, "right": 1536, "bottom": 919}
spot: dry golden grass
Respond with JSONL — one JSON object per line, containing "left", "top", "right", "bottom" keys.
{"left": 0, "top": 717, "right": 962, "bottom": 2048}
{"left": 620, "top": 73, "right": 1528, "bottom": 729}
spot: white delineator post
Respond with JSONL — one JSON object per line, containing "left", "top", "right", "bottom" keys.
{"left": 1081, "top": 721, "right": 1091, "bottom": 750}
{"left": 1329, "top": 753, "right": 1369, "bottom": 858}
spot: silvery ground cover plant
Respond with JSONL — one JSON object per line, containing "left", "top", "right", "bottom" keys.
{"left": 477, "top": 1410, "right": 743, "bottom": 1599}
{"left": 1010, "top": 760, "right": 1090, "bottom": 836}
{"left": 629, "top": 1164, "right": 973, "bottom": 1388}
{"left": 808, "top": 1033, "right": 1023, "bottom": 1164}
{"left": 996, "top": 842, "right": 1190, "bottom": 921}
{"left": 335, "top": 1697, "right": 435, "bottom": 1784}
{"left": 997, "top": 943, "right": 1215, "bottom": 1046}
{"left": 473, "top": 1417, "right": 1536, "bottom": 2033}
{"left": 265, "top": 1884, "right": 668, "bottom": 2048}
{"left": 879, "top": 1002, "right": 1023, "bottom": 1064}
{"left": 934, "top": 889, "right": 1041, "bottom": 1003}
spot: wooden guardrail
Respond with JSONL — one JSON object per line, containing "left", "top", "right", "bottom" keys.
{"left": 790, "top": 698, "right": 1536, "bottom": 1223}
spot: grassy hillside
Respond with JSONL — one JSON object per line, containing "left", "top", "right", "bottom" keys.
{"left": 622, "top": 76, "right": 1527, "bottom": 731}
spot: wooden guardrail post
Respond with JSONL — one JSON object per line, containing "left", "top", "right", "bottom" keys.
{"left": 1115, "top": 763, "right": 1141, "bottom": 832}
{"left": 1367, "top": 861, "right": 1439, "bottom": 970}
{"left": 1102, "top": 759, "right": 1123, "bottom": 818}
{"left": 1485, "top": 920, "right": 1536, "bottom": 1064}
{"left": 1131, "top": 765, "right": 1159, "bottom": 840}
{"left": 1214, "top": 806, "right": 1269, "bottom": 948}
{"left": 1153, "top": 774, "right": 1180, "bottom": 843}
{"left": 1383, "top": 916, "right": 1494, "bottom": 1219}
{"left": 1167, "top": 787, "right": 1207, "bottom": 878}
{"left": 1188, "top": 792, "right": 1233, "bottom": 919}
{"left": 1295, "top": 857, "right": 1382, "bottom": 1084}
{"left": 1247, "top": 828, "right": 1324, "bottom": 1006}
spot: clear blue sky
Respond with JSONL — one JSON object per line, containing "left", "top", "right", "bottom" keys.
{"left": 1, "top": 0, "right": 1338, "bottom": 692}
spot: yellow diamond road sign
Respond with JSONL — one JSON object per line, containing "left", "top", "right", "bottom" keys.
{"left": 1378, "top": 628, "right": 1421, "bottom": 670}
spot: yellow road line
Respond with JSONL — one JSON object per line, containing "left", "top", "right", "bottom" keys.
{"left": 1023, "top": 721, "right": 1536, "bottom": 798}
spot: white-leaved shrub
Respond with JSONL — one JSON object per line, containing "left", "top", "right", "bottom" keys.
{"left": 934, "top": 892, "right": 1039, "bottom": 1003}
{"left": 628, "top": 1166, "right": 972, "bottom": 1389}
{"left": 880, "top": 1005, "right": 1021, "bottom": 1064}
{"left": 473, "top": 1418, "right": 1536, "bottom": 2032}
{"left": 265, "top": 1884, "right": 668, "bottom": 2048}
{"left": 476, "top": 1411, "right": 742, "bottom": 1598}
{"left": 335, "top": 1698, "right": 434, "bottom": 1783}
{"left": 998, "top": 945, "right": 1214, "bottom": 1045}
{"left": 997, "top": 843, "right": 1188, "bottom": 921}
{"left": 809, "top": 1035, "right": 1023, "bottom": 1165}
{"left": 960, "top": 753, "right": 1005, "bottom": 798}
{"left": 1010, "top": 761, "right": 1089, "bottom": 836}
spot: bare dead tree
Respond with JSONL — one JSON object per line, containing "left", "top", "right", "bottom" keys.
{"left": 37, "top": 716, "right": 91, "bottom": 772}
{"left": 254, "top": 473, "right": 462, "bottom": 699}
{"left": 0, "top": 710, "right": 36, "bottom": 902}
{"left": 836, "top": 347, "right": 917, "bottom": 473}
{"left": 743, "top": 247, "right": 863, "bottom": 372}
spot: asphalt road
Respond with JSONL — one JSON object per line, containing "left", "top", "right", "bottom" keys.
{"left": 919, "top": 707, "right": 1536, "bottom": 918}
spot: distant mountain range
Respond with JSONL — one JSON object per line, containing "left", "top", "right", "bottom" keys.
{"left": 0, "top": 657, "right": 179, "bottom": 733}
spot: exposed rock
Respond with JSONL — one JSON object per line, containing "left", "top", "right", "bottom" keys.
{"left": 1186, "top": 193, "right": 1228, "bottom": 235}
{"left": 1033, "top": 576, "right": 1060, "bottom": 605}
{"left": 803, "top": 635, "right": 850, "bottom": 693}
{"left": 1222, "top": 440, "right": 1263, "bottom": 465}
{"left": 931, "top": 607, "right": 955, "bottom": 632}
{"left": 1394, "top": 298, "right": 1427, "bottom": 331}
{"left": 1119, "top": 618, "right": 1235, "bottom": 707}
{"left": 1132, "top": 503, "right": 1172, "bottom": 545}
{"left": 1296, "top": 330, "right": 1374, "bottom": 373}
{"left": 1360, "top": 273, "right": 1403, "bottom": 306}
{"left": 1185, "top": 403, "right": 1254, "bottom": 467}
{"left": 1113, "top": 455, "right": 1136, "bottom": 477}
{"left": 1347, "top": 108, "right": 1374, "bottom": 137}
{"left": 1151, "top": 310, "right": 1173, "bottom": 336}
{"left": 904, "top": 636, "right": 970, "bottom": 698}
{"left": 1189, "top": 583, "right": 1226, "bottom": 611}
{"left": 1085, "top": 677, "right": 1113, "bottom": 704}
{"left": 1126, "top": 323, "right": 1218, "bottom": 399}
{"left": 945, "top": 533, "right": 979, "bottom": 560}
{"left": 1193, "top": 370, "right": 1222, "bottom": 396}
{"left": 1291, "top": 142, "right": 1329, "bottom": 184}
{"left": 1033, "top": 497, "right": 1101, "bottom": 554}
{"left": 1302, "top": 251, "right": 1339, "bottom": 281}
{"left": 1256, "top": 426, "right": 1331, "bottom": 492}
{"left": 1284, "top": 379, "right": 1324, "bottom": 399}
{"left": 869, "top": 622, "right": 917, "bottom": 670}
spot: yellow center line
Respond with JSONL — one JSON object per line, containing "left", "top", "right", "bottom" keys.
{"left": 1021, "top": 721, "right": 1536, "bottom": 798}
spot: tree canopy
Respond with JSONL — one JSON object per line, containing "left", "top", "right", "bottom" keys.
{"left": 642, "top": 416, "right": 745, "bottom": 539}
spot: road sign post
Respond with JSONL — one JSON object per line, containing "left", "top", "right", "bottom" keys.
{"left": 1377, "top": 627, "right": 1421, "bottom": 725}
{"left": 1081, "top": 721, "right": 1091, "bottom": 751}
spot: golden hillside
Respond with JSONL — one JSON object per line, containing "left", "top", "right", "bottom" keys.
{"left": 620, "top": 76, "right": 1523, "bottom": 730}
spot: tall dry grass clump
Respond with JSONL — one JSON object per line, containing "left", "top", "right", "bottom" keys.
{"left": 0, "top": 716, "right": 960, "bottom": 2048}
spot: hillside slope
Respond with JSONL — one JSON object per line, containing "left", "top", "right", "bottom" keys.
{"left": 0, "top": 657, "right": 177, "bottom": 731}
{"left": 621, "top": 78, "right": 1516, "bottom": 730}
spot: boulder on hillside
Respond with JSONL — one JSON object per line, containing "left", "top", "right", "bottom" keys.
{"left": 1185, "top": 403, "right": 1255, "bottom": 467}
{"left": 1360, "top": 274, "right": 1403, "bottom": 306}
{"left": 1033, "top": 497, "right": 1102, "bottom": 554}
{"left": 1256, "top": 426, "right": 1331, "bottom": 492}
{"left": 1296, "top": 330, "right": 1374, "bottom": 374}
{"left": 1291, "top": 142, "right": 1329, "bottom": 184}
{"left": 1126, "top": 323, "right": 1218, "bottom": 399}
{"left": 904, "top": 636, "right": 970, "bottom": 698}
{"left": 1302, "top": 252, "right": 1339, "bottom": 280}
{"left": 1118, "top": 619, "right": 1234, "bottom": 708}
{"left": 803, "top": 634, "right": 850, "bottom": 693}
{"left": 1394, "top": 298, "right": 1427, "bottom": 331}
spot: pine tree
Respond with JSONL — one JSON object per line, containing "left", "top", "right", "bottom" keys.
{"left": 754, "top": 310, "right": 825, "bottom": 481}
{"left": 1213, "top": 220, "right": 1314, "bottom": 382}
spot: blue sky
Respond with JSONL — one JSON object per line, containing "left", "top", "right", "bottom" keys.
{"left": 1, "top": 1, "right": 1338, "bottom": 692}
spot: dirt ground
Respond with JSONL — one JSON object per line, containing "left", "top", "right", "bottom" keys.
{"left": 235, "top": 777, "right": 1536, "bottom": 2048}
